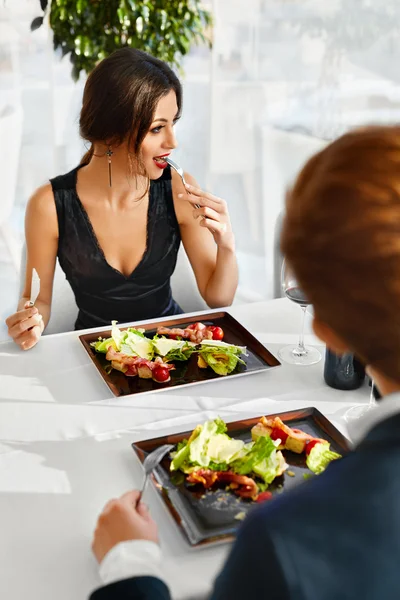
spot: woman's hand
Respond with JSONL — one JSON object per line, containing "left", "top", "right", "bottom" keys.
{"left": 179, "top": 183, "right": 235, "bottom": 251}
{"left": 92, "top": 490, "right": 159, "bottom": 564}
{"left": 5, "top": 302, "right": 44, "bottom": 350}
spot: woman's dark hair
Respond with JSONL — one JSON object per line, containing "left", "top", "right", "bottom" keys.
{"left": 79, "top": 48, "right": 182, "bottom": 165}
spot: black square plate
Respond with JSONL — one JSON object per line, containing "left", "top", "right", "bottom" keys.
{"left": 132, "top": 407, "right": 349, "bottom": 547}
{"left": 79, "top": 311, "right": 280, "bottom": 397}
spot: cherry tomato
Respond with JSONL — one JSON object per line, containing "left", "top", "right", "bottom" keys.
{"left": 256, "top": 491, "right": 273, "bottom": 503}
{"left": 208, "top": 326, "right": 224, "bottom": 341}
{"left": 152, "top": 366, "right": 171, "bottom": 383}
{"left": 305, "top": 440, "right": 320, "bottom": 456}
{"left": 168, "top": 334, "right": 179, "bottom": 340}
{"left": 270, "top": 427, "right": 289, "bottom": 444}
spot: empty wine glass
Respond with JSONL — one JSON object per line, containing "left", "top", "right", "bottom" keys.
{"left": 279, "top": 260, "right": 321, "bottom": 366}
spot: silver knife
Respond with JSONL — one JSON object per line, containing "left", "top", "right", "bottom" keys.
{"left": 29, "top": 268, "right": 40, "bottom": 307}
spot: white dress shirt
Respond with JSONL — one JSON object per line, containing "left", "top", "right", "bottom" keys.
{"left": 100, "top": 539, "right": 165, "bottom": 586}
{"left": 100, "top": 392, "right": 400, "bottom": 588}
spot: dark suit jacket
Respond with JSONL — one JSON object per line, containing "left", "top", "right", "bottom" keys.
{"left": 90, "top": 413, "right": 400, "bottom": 600}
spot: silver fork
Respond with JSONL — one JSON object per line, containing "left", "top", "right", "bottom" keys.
{"left": 136, "top": 443, "right": 174, "bottom": 506}
{"left": 164, "top": 157, "right": 201, "bottom": 209}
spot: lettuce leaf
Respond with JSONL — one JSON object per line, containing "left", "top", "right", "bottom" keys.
{"left": 91, "top": 337, "right": 116, "bottom": 353}
{"left": 170, "top": 425, "right": 201, "bottom": 471}
{"left": 200, "top": 340, "right": 247, "bottom": 354}
{"left": 189, "top": 420, "right": 220, "bottom": 467}
{"left": 111, "top": 321, "right": 125, "bottom": 350}
{"left": 214, "top": 417, "right": 228, "bottom": 435}
{"left": 173, "top": 418, "right": 243, "bottom": 469}
{"left": 208, "top": 460, "right": 229, "bottom": 471}
{"left": 197, "top": 342, "right": 247, "bottom": 376}
{"left": 126, "top": 327, "right": 146, "bottom": 338}
{"left": 170, "top": 417, "right": 287, "bottom": 488}
{"left": 165, "top": 344, "right": 195, "bottom": 362}
{"left": 198, "top": 350, "right": 244, "bottom": 376}
{"left": 231, "top": 436, "right": 276, "bottom": 475}
{"left": 306, "top": 443, "right": 341, "bottom": 475}
{"left": 253, "top": 452, "right": 285, "bottom": 485}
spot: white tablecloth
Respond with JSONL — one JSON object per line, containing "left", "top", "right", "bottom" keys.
{"left": 0, "top": 299, "right": 370, "bottom": 600}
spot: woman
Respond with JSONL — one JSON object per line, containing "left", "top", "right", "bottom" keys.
{"left": 6, "top": 48, "right": 238, "bottom": 349}
{"left": 89, "top": 126, "right": 400, "bottom": 600}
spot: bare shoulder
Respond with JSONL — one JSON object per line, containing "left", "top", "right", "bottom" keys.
{"left": 25, "top": 183, "right": 58, "bottom": 236}
{"left": 171, "top": 169, "right": 199, "bottom": 224}
{"left": 26, "top": 183, "right": 57, "bottom": 219}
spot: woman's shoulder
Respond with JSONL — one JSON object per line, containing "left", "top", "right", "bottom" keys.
{"left": 25, "top": 182, "right": 58, "bottom": 227}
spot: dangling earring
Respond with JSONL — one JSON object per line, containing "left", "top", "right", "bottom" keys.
{"left": 105, "top": 146, "right": 113, "bottom": 187}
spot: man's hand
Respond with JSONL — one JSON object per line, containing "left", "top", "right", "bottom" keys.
{"left": 92, "top": 490, "right": 159, "bottom": 564}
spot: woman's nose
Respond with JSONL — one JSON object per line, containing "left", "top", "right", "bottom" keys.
{"left": 164, "top": 127, "right": 178, "bottom": 150}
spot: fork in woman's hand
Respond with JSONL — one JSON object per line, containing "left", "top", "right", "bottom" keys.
{"left": 164, "top": 157, "right": 201, "bottom": 209}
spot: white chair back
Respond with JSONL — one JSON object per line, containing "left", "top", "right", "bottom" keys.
{"left": 19, "top": 244, "right": 207, "bottom": 334}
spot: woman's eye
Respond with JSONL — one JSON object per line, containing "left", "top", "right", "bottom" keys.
{"left": 151, "top": 126, "right": 163, "bottom": 134}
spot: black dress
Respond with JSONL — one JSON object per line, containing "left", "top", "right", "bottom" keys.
{"left": 50, "top": 165, "right": 183, "bottom": 330}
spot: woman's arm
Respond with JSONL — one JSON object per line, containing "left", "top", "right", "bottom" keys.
{"left": 172, "top": 171, "right": 238, "bottom": 308}
{"left": 6, "top": 183, "right": 58, "bottom": 349}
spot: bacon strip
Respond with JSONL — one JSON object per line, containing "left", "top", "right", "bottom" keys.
{"left": 187, "top": 469, "right": 259, "bottom": 500}
{"left": 157, "top": 322, "right": 214, "bottom": 343}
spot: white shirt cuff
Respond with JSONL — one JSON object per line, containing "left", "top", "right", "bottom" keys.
{"left": 99, "top": 540, "right": 166, "bottom": 587}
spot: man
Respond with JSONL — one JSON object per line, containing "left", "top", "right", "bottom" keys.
{"left": 90, "top": 126, "right": 400, "bottom": 599}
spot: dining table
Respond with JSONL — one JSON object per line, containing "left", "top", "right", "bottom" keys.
{"left": 0, "top": 298, "right": 371, "bottom": 600}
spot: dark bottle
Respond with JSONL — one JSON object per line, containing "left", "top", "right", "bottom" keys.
{"left": 324, "top": 349, "right": 366, "bottom": 391}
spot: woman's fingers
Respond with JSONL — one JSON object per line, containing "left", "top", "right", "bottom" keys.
{"left": 179, "top": 187, "right": 228, "bottom": 213}
{"left": 8, "top": 313, "right": 43, "bottom": 340}
{"left": 192, "top": 205, "right": 221, "bottom": 222}
{"left": 5, "top": 306, "right": 38, "bottom": 330}
{"left": 200, "top": 218, "right": 227, "bottom": 234}
{"left": 14, "top": 324, "right": 42, "bottom": 350}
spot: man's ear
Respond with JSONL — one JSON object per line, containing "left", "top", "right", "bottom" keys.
{"left": 312, "top": 317, "right": 350, "bottom": 355}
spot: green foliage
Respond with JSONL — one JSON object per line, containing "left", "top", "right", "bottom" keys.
{"left": 33, "top": 1, "right": 212, "bottom": 81}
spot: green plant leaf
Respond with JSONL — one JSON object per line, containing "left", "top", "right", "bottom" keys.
{"left": 48, "top": 0, "right": 212, "bottom": 79}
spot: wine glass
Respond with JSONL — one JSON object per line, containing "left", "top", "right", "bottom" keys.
{"left": 279, "top": 260, "right": 321, "bottom": 366}
{"left": 344, "top": 378, "right": 377, "bottom": 422}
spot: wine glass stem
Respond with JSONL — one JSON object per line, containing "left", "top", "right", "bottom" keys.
{"left": 293, "top": 305, "right": 307, "bottom": 357}
{"left": 369, "top": 380, "right": 376, "bottom": 407}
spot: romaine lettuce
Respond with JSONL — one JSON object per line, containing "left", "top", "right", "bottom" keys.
{"left": 197, "top": 341, "right": 247, "bottom": 375}
{"left": 91, "top": 337, "right": 116, "bottom": 353}
{"left": 253, "top": 451, "right": 287, "bottom": 485}
{"left": 231, "top": 436, "right": 276, "bottom": 475}
{"left": 170, "top": 425, "right": 201, "bottom": 471}
{"left": 306, "top": 443, "right": 341, "bottom": 475}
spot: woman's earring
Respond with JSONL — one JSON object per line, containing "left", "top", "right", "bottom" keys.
{"left": 105, "top": 146, "right": 113, "bottom": 187}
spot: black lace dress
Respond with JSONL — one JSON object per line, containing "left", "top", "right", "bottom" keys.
{"left": 50, "top": 165, "right": 182, "bottom": 329}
